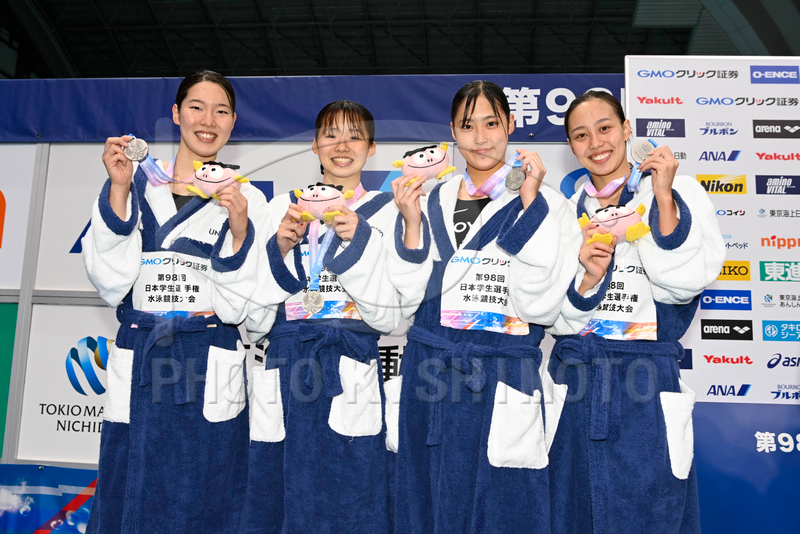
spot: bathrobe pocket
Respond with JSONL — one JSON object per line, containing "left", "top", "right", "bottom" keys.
{"left": 660, "top": 379, "right": 696, "bottom": 480}
{"left": 487, "top": 381, "right": 548, "bottom": 469}
{"left": 104, "top": 344, "right": 135, "bottom": 424}
{"left": 328, "top": 356, "right": 383, "bottom": 437}
{"left": 203, "top": 341, "right": 247, "bottom": 423}
{"left": 250, "top": 367, "right": 286, "bottom": 442}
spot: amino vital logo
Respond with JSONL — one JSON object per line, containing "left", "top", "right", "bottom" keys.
{"left": 707, "top": 384, "right": 751, "bottom": 396}
{"left": 756, "top": 175, "right": 798, "bottom": 195}
{"left": 635, "top": 118, "right": 685, "bottom": 138}
{"left": 697, "top": 174, "right": 747, "bottom": 194}
{"left": 65, "top": 336, "right": 112, "bottom": 396}
{"left": 760, "top": 236, "right": 798, "bottom": 250}
{"left": 718, "top": 261, "right": 751, "bottom": 281}
{"left": 750, "top": 65, "right": 799, "bottom": 84}
{"left": 699, "top": 150, "right": 740, "bottom": 162}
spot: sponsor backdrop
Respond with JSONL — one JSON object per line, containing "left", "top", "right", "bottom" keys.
{"left": 0, "top": 303, "right": 17, "bottom": 455}
{"left": 0, "top": 144, "right": 36, "bottom": 289}
{"left": 2, "top": 69, "right": 798, "bottom": 530}
{"left": 628, "top": 56, "right": 800, "bottom": 530}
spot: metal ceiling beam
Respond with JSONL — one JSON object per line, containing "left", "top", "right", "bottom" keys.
{"left": 249, "top": 0, "right": 277, "bottom": 71}
{"left": 142, "top": 0, "right": 181, "bottom": 73}
{"left": 196, "top": 0, "right": 233, "bottom": 73}
{"left": 87, "top": 0, "right": 130, "bottom": 76}
{"left": 6, "top": 0, "right": 77, "bottom": 77}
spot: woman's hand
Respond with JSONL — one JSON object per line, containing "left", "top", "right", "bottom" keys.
{"left": 102, "top": 135, "right": 135, "bottom": 219}
{"left": 217, "top": 187, "right": 249, "bottom": 253}
{"left": 391, "top": 174, "right": 426, "bottom": 248}
{"left": 638, "top": 145, "right": 679, "bottom": 235}
{"left": 326, "top": 205, "right": 359, "bottom": 241}
{"left": 276, "top": 204, "right": 308, "bottom": 257}
{"left": 578, "top": 223, "right": 616, "bottom": 295}
{"left": 515, "top": 149, "right": 546, "bottom": 209}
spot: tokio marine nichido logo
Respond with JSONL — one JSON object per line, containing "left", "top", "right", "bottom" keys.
{"left": 65, "top": 336, "right": 112, "bottom": 395}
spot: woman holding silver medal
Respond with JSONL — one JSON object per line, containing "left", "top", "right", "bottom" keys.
{"left": 385, "top": 80, "right": 597, "bottom": 533}
{"left": 238, "top": 100, "right": 400, "bottom": 533}
{"left": 82, "top": 70, "right": 269, "bottom": 533}
{"left": 544, "top": 90, "right": 726, "bottom": 533}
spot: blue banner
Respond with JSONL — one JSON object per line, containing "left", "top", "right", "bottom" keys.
{"left": 0, "top": 74, "right": 622, "bottom": 144}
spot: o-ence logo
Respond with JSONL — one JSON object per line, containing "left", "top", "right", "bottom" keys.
{"left": 753, "top": 120, "right": 800, "bottom": 139}
{"left": 750, "top": 65, "right": 799, "bottom": 84}
{"left": 756, "top": 175, "right": 799, "bottom": 195}
{"left": 636, "top": 118, "right": 685, "bottom": 138}
{"left": 699, "top": 150, "right": 740, "bottom": 162}
{"left": 718, "top": 261, "right": 750, "bottom": 281}
{"left": 760, "top": 236, "right": 798, "bottom": 250}
{"left": 701, "top": 289, "right": 751, "bottom": 310}
{"left": 697, "top": 174, "right": 746, "bottom": 194}
{"left": 767, "top": 353, "right": 800, "bottom": 369}
{"left": 707, "top": 384, "right": 751, "bottom": 397}
{"left": 65, "top": 336, "right": 111, "bottom": 396}
{"left": 701, "top": 319, "right": 753, "bottom": 340}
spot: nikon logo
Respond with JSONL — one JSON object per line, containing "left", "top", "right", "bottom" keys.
{"left": 697, "top": 174, "right": 747, "bottom": 194}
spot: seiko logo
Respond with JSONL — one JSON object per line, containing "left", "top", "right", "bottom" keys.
{"left": 718, "top": 261, "right": 751, "bottom": 280}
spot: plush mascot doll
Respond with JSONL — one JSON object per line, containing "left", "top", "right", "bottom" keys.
{"left": 393, "top": 142, "right": 457, "bottom": 185}
{"left": 579, "top": 204, "right": 651, "bottom": 245}
{"left": 294, "top": 183, "right": 355, "bottom": 222}
{"left": 187, "top": 161, "right": 249, "bottom": 200}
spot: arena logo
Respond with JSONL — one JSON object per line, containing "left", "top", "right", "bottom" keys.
{"left": 718, "top": 261, "right": 750, "bottom": 281}
{"left": 636, "top": 96, "right": 683, "bottom": 105}
{"left": 756, "top": 175, "right": 798, "bottom": 195}
{"left": 697, "top": 174, "right": 747, "bottom": 194}
{"left": 756, "top": 152, "right": 800, "bottom": 161}
{"left": 760, "top": 236, "right": 798, "bottom": 250}
{"left": 700, "top": 319, "right": 753, "bottom": 340}
{"left": 707, "top": 384, "right": 751, "bottom": 396}
{"left": 699, "top": 150, "right": 740, "bottom": 162}
{"left": 701, "top": 289, "right": 751, "bottom": 310}
{"left": 767, "top": 353, "right": 800, "bottom": 369}
{"left": 703, "top": 354, "right": 753, "bottom": 364}
{"left": 716, "top": 209, "right": 745, "bottom": 216}
{"left": 635, "top": 118, "right": 685, "bottom": 138}
{"left": 696, "top": 97, "right": 734, "bottom": 106}
{"left": 65, "top": 336, "right": 112, "bottom": 396}
{"left": 753, "top": 120, "right": 800, "bottom": 139}
{"left": 750, "top": 65, "right": 799, "bottom": 84}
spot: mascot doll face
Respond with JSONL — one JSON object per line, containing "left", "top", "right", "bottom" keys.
{"left": 591, "top": 205, "right": 642, "bottom": 239}
{"left": 190, "top": 161, "right": 247, "bottom": 199}
{"left": 393, "top": 142, "right": 456, "bottom": 183}
{"left": 295, "top": 183, "right": 353, "bottom": 220}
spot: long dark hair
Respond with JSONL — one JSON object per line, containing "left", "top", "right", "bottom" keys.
{"left": 175, "top": 70, "right": 236, "bottom": 113}
{"left": 450, "top": 80, "right": 511, "bottom": 129}
{"left": 564, "top": 90, "right": 625, "bottom": 139}
{"left": 315, "top": 100, "right": 376, "bottom": 145}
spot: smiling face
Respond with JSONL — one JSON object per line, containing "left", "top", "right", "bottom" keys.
{"left": 297, "top": 183, "right": 347, "bottom": 219}
{"left": 566, "top": 98, "right": 631, "bottom": 183}
{"left": 172, "top": 81, "right": 236, "bottom": 162}
{"left": 401, "top": 145, "right": 450, "bottom": 179}
{"left": 591, "top": 204, "right": 641, "bottom": 238}
{"left": 312, "top": 113, "right": 376, "bottom": 184}
{"left": 193, "top": 163, "right": 241, "bottom": 197}
{"left": 450, "top": 95, "right": 515, "bottom": 175}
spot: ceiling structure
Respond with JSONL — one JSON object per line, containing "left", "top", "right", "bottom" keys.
{"left": 1, "top": 0, "right": 798, "bottom": 79}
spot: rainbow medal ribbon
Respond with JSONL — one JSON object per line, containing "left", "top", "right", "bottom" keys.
{"left": 125, "top": 134, "right": 177, "bottom": 186}
{"left": 302, "top": 222, "right": 337, "bottom": 314}
{"left": 628, "top": 138, "right": 658, "bottom": 193}
{"left": 463, "top": 156, "right": 517, "bottom": 200}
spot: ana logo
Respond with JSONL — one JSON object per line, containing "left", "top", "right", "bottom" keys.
{"left": 635, "top": 118, "right": 685, "bottom": 138}
{"left": 767, "top": 353, "right": 800, "bottom": 369}
{"left": 700, "top": 319, "right": 754, "bottom": 340}
{"left": 707, "top": 384, "right": 751, "bottom": 396}
{"left": 761, "top": 261, "right": 800, "bottom": 282}
{"left": 760, "top": 236, "right": 798, "bottom": 250}
{"left": 753, "top": 120, "right": 800, "bottom": 139}
{"left": 637, "top": 96, "right": 683, "bottom": 105}
{"left": 696, "top": 97, "right": 734, "bottom": 106}
{"left": 65, "top": 336, "right": 112, "bottom": 396}
{"left": 750, "top": 65, "right": 799, "bottom": 84}
{"left": 718, "top": 261, "right": 751, "bottom": 281}
{"left": 701, "top": 289, "right": 751, "bottom": 310}
{"left": 637, "top": 70, "right": 675, "bottom": 78}
{"left": 755, "top": 152, "right": 800, "bottom": 161}
{"left": 703, "top": 354, "right": 753, "bottom": 364}
{"left": 700, "top": 122, "right": 738, "bottom": 135}
{"left": 756, "top": 175, "right": 798, "bottom": 195}
{"left": 697, "top": 174, "right": 746, "bottom": 194}
{"left": 716, "top": 209, "right": 745, "bottom": 216}
{"left": 699, "top": 150, "right": 740, "bottom": 162}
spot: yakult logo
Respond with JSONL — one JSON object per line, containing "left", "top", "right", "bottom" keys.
{"left": 750, "top": 66, "right": 799, "bottom": 84}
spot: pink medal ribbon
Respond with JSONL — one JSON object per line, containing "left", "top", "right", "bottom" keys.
{"left": 347, "top": 183, "right": 366, "bottom": 207}
{"left": 584, "top": 169, "right": 631, "bottom": 198}
{"left": 462, "top": 157, "right": 516, "bottom": 200}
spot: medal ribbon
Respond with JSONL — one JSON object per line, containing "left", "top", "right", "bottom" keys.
{"left": 463, "top": 156, "right": 517, "bottom": 200}
{"left": 585, "top": 170, "right": 630, "bottom": 198}
{"left": 307, "top": 223, "right": 337, "bottom": 291}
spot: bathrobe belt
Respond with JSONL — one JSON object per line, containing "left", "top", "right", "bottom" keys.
{"left": 554, "top": 334, "right": 683, "bottom": 442}
{"left": 118, "top": 307, "right": 222, "bottom": 405}
{"left": 269, "top": 321, "right": 380, "bottom": 399}
{"left": 406, "top": 325, "right": 543, "bottom": 447}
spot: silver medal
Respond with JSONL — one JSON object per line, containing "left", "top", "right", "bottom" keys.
{"left": 124, "top": 138, "right": 149, "bottom": 162}
{"left": 630, "top": 139, "right": 654, "bottom": 165}
{"left": 505, "top": 168, "right": 526, "bottom": 191}
{"left": 302, "top": 290, "right": 324, "bottom": 315}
